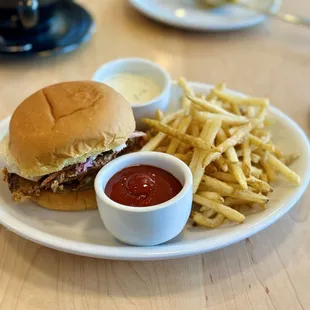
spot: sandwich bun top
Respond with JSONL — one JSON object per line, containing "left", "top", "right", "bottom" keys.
{"left": 9, "top": 81, "right": 135, "bottom": 178}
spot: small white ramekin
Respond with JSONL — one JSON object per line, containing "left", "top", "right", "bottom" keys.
{"left": 92, "top": 58, "right": 171, "bottom": 130}
{"left": 94, "top": 152, "right": 193, "bottom": 246}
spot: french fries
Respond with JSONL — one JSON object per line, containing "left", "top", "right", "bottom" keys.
{"left": 197, "top": 191, "right": 225, "bottom": 203}
{"left": 191, "top": 119, "right": 222, "bottom": 193}
{"left": 200, "top": 175, "right": 234, "bottom": 196}
{"left": 141, "top": 77, "right": 301, "bottom": 229}
{"left": 250, "top": 153, "right": 261, "bottom": 164}
{"left": 190, "top": 121, "right": 211, "bottom": 193}
{"left": 191, "top": 211, "right": 225, "bottom": 228}
{"left": 209, "top": 171, "right": 236, "bottom": 183}
{"left": 141, "top": 110, "right": 183, "bottom": 151}
{"left": 232, "top": 190, "right": 269, "bottom": 204}
{"left": 196, "top": 111, "right": 249, "bottom": 125}
{"left": 215, "top": 156, "right": 228, "bottom": 172}
{"left": 282, "top": 153, "right": 300, "bottom": 166}
{"left": 166, "top": 116, "right": 192, "bottom": 154}
{"left": 201, "top": 208, "right": 216, "bottom": 218}
{"left": 213, "top": 89, "right": 270, "bottom": 108}
{"left": 266, "top": 152, "right": 300, "bottom": 185}
{"left": 143, "top": 119, "right": 216, "bottom": 152}
{"left": 217, "top": 123, "right": 252, "bottom": 154}
{"left": 174, "top": 152, "right": 193, "bottom": 165}
{"left": 204, "top": 163, "right": 218, "bottom": 174}
{"left": 187, "top": 95, "right": 233, "bottom": 116}
{"left": 217, "top": 128, "right": 248, "bottom": 190}
{"left": 242, "top": 137, "right": 251, "bottom": 177}
{"left": 249, "top": 134, "right": 276, "bottom": 153}
{"left": 251, "top": 166, "right": 263, "bottom": 178}
{"left": 257, "top": 150, "right": 277, "bottom": 182}
{"left": 194, "top": 195, "right": 245, "bottom": 222}
{"left": 155, "top": 109, "right": 164, "bottom": 121}
{"left": 247, "top": 176, "right": 273, "bottom": 194}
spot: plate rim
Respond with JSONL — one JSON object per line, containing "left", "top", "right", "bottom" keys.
{"left": 129, "top": 0, "right": 282, "bottom": 31}
{"left": 0, "top": 81, "right": 309, "bottom": 261}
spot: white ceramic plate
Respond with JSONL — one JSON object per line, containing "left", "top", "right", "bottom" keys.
{"left": 130, "top": 0, "right": 282, "bottom": 31}
{"left": 0, "top": 82, "right": 309, "bottom": 261}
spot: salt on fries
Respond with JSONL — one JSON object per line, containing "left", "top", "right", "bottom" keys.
{"left": 141, "top": 77, "right": 301, "bottom": 228}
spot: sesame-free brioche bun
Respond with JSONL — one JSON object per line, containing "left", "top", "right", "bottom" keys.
{"left": 31, "top": 189, "right": 97, "bottom": 211}
{"left": 9, "top": 81, "right": 135, "bottom": 178}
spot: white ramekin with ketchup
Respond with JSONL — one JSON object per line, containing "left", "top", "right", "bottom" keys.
{"left": 94, "top": 152, "right": 193, "bottom": 246}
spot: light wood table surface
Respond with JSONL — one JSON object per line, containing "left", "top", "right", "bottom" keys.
{"left": 0, "top": 1, "right": 309, "bottom": 309}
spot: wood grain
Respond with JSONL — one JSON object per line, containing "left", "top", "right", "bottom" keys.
{"left": 0, "top": 0, "right": 309, "bottom": 309}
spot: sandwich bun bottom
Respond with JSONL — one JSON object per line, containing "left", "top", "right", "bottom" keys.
{"left": 31, "top": 190, "right": 97, "bottom": 211}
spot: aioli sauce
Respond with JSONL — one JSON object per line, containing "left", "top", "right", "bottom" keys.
{"left": 103, "top": 73, "right": 161, "bottom": 104}
{"left": 105, "top": 165, "right": 182, "bottom": 207}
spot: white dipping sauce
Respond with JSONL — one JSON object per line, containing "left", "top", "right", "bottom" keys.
{"left": 103, "top": 73, "right": 161, "bottom": 105}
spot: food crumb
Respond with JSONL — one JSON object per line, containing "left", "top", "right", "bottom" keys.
{"left": 209, "top": 273, "right": 214, "bottom": 283}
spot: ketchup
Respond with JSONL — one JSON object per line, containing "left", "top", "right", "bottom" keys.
{"left": 105, "top": 165, "right": 182, "bottom": 207}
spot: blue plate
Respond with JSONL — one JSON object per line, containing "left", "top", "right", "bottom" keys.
{"left": 0, "top": 1, "right": 94, "bottom": 56}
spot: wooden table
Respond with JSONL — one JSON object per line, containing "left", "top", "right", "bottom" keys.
{"left": 0, "top": 1, "right": 309, "bottom": 309}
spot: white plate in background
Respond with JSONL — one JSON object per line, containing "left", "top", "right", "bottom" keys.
{"left": 0, "top": 81, "right": 309, "bottom": 260}
{"left": 129, "top": 0, "right": 282, "bottom": 31}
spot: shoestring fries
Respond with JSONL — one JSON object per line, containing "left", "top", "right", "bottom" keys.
{"left": 141, "top": 77, "right": 301, "bottom": 228}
